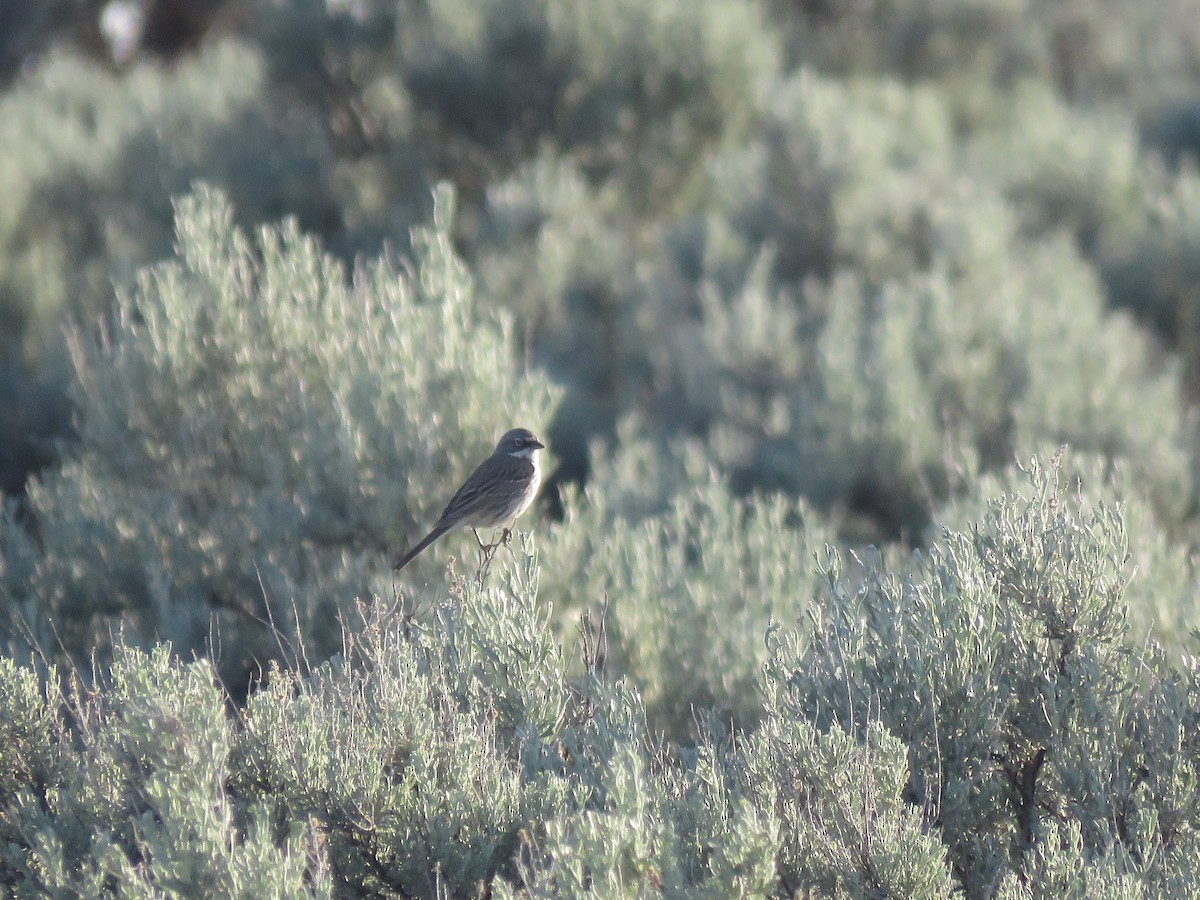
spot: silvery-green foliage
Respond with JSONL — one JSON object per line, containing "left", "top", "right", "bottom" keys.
{"left": 0, "top": 41, "right": 335, "bottom": 361}
{"left": 5, "top": 2, "right": 1200, "bottom": 894}
{"left": 250, "top": 0, "right": 777, "bottom": 232}
{"left": 511, "top": 699, "right": 780, "bottom": 898}
{"left": 0, "top": 38, "right": 344, "bottom": 495}
{"left": 235, "top": 551, "right": 788, "bottom": 897}
{"left": 779, "top": 0, "right": 1030, "bottom": 85}
{"left": 778, "top": 0, "right": 1200, "bottom": 117}
{"left": 1, "top": 554, "right": 802, "bottom": 897}
{"left": 993, "top": 821, "right": 1145, "bottom": 900}
{"left": 939, "top": 449, "right": 1200, "bottom": 655}
{"left": 1103, "top": 169, "right": 1200, "bottom": 381}
{"left": 0, "top": 185, "right": 557, "bottom": 685}
{"left": 679, "top": 72, "right": 1193, "bottom": 533}
{"left": 965, "top": 85, "right": 1200, "bottom": 393}
{"left": 4, "top": 453, "right": 1200, "bottom": 896}
{"left": 0, "top": 656, "right": 70, "bottom": 888}
{"left": 392, "top": 0, "right": 779, "bottom": 194}
{"left": 474, "top": 154, "right": 645, "bottom": 466}
{"left": 0, "top": 645, "right": 331, "bottom": 897}
{"left": 966, "top": 84, "right": 1145, "bottom": 250}
{"left": 768, "top": 455, "right": 1200, "bottom": 896}
{"left": 477, "top": 68, "right": 1193, "bottom": 541}
{"left": 740, "top": 719, "right": 957, "bottom": 898}
{"left": 235, "top": 551, "right": 580, "bottom": 897}
{"left": 538, "top": 444, "right": 833, "bottom": 737}
{"left": 6, "top": 0, "right": 1198, "bottom": 550}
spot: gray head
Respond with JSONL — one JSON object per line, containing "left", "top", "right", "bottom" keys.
{"left": 495, "top": 427, "right": 545, "bottom": 458}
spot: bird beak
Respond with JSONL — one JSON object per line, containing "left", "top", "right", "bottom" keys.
{"left": 531, "top": 438, "right": 546, "bottom": 449}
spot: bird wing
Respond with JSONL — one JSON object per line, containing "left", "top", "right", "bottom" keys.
{"left": 437, "top": 453, "right": 534, "bottom": 526}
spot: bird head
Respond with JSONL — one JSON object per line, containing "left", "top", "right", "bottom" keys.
{"left": 496, "top": 427, "right": 545, "bottom": 459}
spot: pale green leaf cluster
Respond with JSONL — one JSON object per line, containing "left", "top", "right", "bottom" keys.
{"left": 770, "top": 456, "right": 1200, "bottom": 896}
{"left": 7, "top": 455, "right": 1194, "bottom": 895}
{"left": 541, "top": 470, "right": 833, "bottom": 737}
{"left": 0, "top": 550, "right": 830, "bottom": 896}
{"left": 0, "top": 186, "right": 557, "bottom": 687}
{"left": 1, "top": 0, "right": 1200, "bottom": 895}
{"left": 472, "top": 68, "right": 1194, "bottom": 538}
{"left": 3, "top": 0, "right": 1200, "bottom": 544}
{"left": 0, "top": 647, "right": 330, "bottom": 897}
{"left": 0, "top": 41, "right": 331, "bottom": 357}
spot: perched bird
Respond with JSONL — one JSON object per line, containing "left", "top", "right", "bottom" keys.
{"left": 393, "top": 427, "right": 545, "bottom": 571}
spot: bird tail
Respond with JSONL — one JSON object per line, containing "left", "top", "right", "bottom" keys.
{"left": 392, "top": 524, "right": 450, "bottom": 571}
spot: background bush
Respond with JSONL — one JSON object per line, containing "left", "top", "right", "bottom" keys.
{"left": 3, "top": 0, "right": 1200, "bottom": 895}
{"left": 7, "top": 463, "right": 1195, "bottom": 896}
{"left": 0, "top": 184, "right": 556, "bottom": 692}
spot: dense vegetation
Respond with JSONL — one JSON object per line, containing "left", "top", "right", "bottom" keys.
{"left": 3, "top": 0, "right": 1200, "bottom": 895}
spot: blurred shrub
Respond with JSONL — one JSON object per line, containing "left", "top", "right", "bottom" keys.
{"left": 1101, "top": 171, "right": 1200, "bottom": 393}
{"left": 0, "top": 1, "right": 77, "bottom": 85}
{"left": 0, "top": 347, "right": 72, "bottom": 498}
{"left": 939, "top": 450, "right": 1200, "bottom": 655}
{"left": 773, "top": 0, "right": 1033, "bottom": 87}
{"left": 9, "top": 452, "right": 1195, "bottom": 895}
{"left": 0, "top": 185, "right": 557, "bottom": 690}
{"left": 740, "top": 718, "right": 958, "bottom": 897}
{"left": 308, "top": 0, "right": 778, "bottom": 203}
{"left": 966, "top": 84, "right": 1145, "bottom": 253}
{"left": 550, "top": 72, "right": 1193, "bottom": 536}
{"left": 0, "top": 41, "right": 337, "bottom": 361}
{"left": 773, "top": 0, "right": 1200, "bottom": 112}
{"left": 0, "top": 646, "right": 331, "bottom": 896}
{"left": 3, "top": 0, "right": 1198, "bottom": 549}
{"left": 0, "top": 0, "right": 780, "bottom": 497}
{"left": 963, "top": 84, "right": 1200, "bottom": 402}
{"left": 473, "top": 155, "right": 644, "bottom": 476}
{"left": 244, "top": 0, "right": 779, "bottom": 253}
{"left": 474, "top": 71, "right": 1194, "bottom": 546}
{"left": 768, "top": 454, "right": 1200, "bottom": 896}
{"left": 248, "top": 0, "right": 784, "bottom": 482}
{"left": 541, "top": 465, "right": 833, "bottom": 737}
{"left": 0, "top": 40, "right": 345, "bottom": 491}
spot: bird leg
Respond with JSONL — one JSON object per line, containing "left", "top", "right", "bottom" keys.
{"left": 469, "top": 528, "right": 520, "bottom": 587}
{"left": 472, "top": 527, "right": 516, "bottom": 553}
{"left": 473, "top": 532, "right": 501, "bottom": 587}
